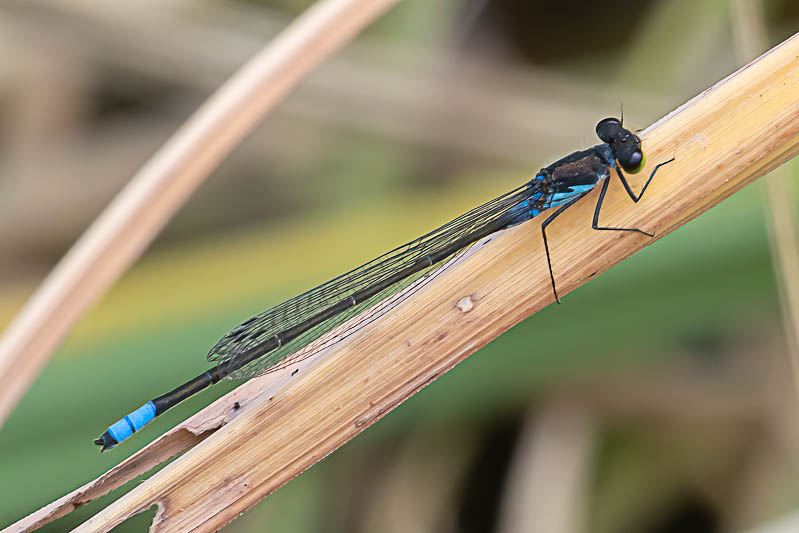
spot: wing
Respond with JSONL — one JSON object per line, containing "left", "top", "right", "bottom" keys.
{"left": 208, "top": 182, "right": 538, "bottom": 380}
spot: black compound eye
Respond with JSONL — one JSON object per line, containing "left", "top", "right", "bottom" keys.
{"left": 622, "top": 150, "right": 645, "bottom": 174}
{"left": 596, "top": 117, "right": 622, "bottom": 143}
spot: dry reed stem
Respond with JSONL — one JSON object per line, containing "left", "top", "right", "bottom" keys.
{"left": 0, "top": 0, "right": 401, "bottom": 427}
{"left": 732, "top": 0, "right": 799, "bottom": 399}
{"left": 24, "top": 31, "right": 793, "bottom": 533}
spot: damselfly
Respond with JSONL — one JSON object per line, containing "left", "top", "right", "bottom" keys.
{"left": 95, "top": 118, "right": 673, "bottom": 450}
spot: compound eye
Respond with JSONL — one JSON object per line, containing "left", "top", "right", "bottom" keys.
{"left": 596, "top": 117, "right": 622, "bottom": 143}
{"left": 623, "top": 150, "right": 645, "bottom": 174}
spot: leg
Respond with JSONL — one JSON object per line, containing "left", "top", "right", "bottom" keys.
{"left": 592, "top": 177, "right": 653, "bottom": 237}
{"left": 541, "top": 194, "right": 587, "bottom": 304}
{"left": 616, "top": 157, "right": 675, "bottom": 202}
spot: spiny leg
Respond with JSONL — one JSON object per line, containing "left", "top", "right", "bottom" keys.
{"left": 541, "top": 194, "right": 587, "bottom": 304}
{"left": 616, "top": 157, "right": 675, "bottom": 202}
{"left": 592, "top": 177, "right": 653, "bottom": 237}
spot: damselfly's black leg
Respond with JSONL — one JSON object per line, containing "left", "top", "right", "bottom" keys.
{"left": 592, "top": 177, "right": 653, "bottom": 237}
{"left": 541, "top": 193, "right": 588, "bottom": 304}
{"left": 615, "top": 157, "right": 675, "bottom": 202}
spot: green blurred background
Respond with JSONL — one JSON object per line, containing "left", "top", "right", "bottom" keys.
{"left": 1, "top": 1, "right": 799, "bottom": 532}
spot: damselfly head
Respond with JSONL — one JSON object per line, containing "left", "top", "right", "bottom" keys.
{"left": 596, "top": 117, "right": 646, "bottom": 174}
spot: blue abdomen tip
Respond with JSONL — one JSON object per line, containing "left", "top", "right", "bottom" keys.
{"left": 106, "top": 401, "right": 156, "bottom": 444}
